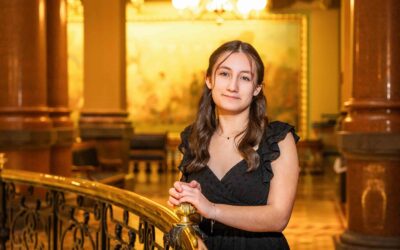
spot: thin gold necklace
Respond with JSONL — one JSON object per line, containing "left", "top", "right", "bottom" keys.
{"left": 216, "top": 130, "right": 241, "bottom": 140}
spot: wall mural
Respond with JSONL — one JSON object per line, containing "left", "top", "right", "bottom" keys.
{"left": 67, "top": 13, "right": 308, "bottom": 135}
{"left": 126, "top": 15, "right": 307, "bottom": 134}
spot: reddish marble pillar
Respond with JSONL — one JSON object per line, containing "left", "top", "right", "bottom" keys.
{"left": 336, "top": 0, "right": 400, "bottom": 249}
{"left": 0, "top": 0, "right": 52, "bottom": 173}
{"left": 46, "top": 0, "right": 74, "bottom": 177}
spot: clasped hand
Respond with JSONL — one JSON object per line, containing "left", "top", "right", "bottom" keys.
{"left": 168, "top": 180, "right": 214, "bottom": 219}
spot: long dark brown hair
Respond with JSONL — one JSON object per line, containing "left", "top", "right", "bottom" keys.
{"left": 186, "top": 40, "right": 267, "bottom": 173}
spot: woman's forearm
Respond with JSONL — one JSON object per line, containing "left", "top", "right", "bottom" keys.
{"left": 211, "top": 203, "right": 290, "bottom": 232}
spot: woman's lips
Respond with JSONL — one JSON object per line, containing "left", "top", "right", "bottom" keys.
{"left": 222, "top": 94, "right": 240, "bottom": 99}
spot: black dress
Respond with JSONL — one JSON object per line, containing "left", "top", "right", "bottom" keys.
{"left": 177, "top": 121, "right": 300, "bottom": 250}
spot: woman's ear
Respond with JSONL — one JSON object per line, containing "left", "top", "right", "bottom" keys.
{"left": 253, "top": 84, "right": 262, "bottom": 96}
{"left": 205, "top": 77, "right": 212, "bottom": 89}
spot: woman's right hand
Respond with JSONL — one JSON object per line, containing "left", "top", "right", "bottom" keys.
{"left": 168, "top": 180, "right": 201, "bottom": 207}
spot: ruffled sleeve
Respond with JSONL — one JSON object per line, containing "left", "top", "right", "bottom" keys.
{"left": 260, "top": 121, "right": 300, "bottom": 182}
{"left": 177, "top": 125, "right": 193, "bottom": 180}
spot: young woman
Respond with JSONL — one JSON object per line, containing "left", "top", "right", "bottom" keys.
{"left": 168, "top": 40, "right": 300, "bottom": 250}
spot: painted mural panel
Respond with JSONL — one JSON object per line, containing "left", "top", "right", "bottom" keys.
{"left": 126, "top": 17, "right": 305, "bottom": 133}
{"left": 67, "top": 13, "right": 307, "bottom": 134}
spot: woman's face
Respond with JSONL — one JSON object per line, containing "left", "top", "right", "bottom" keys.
{"left": 206, "top": 52, "right": 261, "bottom": 115}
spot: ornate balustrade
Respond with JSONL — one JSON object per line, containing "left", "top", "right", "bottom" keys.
{"left": 0, "top": 154, "right": 197, "bottom": 250}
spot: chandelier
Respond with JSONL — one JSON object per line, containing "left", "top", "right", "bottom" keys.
{"left": 172, "top": 0, "right": 269, "bottom": 19}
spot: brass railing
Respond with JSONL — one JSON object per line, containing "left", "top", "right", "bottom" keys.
{"left": 0, "top": 153, "right": 198, "bottom": 250}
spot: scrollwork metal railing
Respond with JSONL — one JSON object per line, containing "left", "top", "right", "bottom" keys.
{"left": 0, "top": 153, "right": 197, "bottom": 250}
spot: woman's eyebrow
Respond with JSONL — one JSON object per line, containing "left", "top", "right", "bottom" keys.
{"left": 217, "top": 66, "right": 231, "bottom": 71}
{"left": 218, "top": 66, "right": 252, "bottom": 74}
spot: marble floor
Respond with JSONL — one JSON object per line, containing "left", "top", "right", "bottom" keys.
{"left": 125, "top": 158, "right": 346, "bottom": 250}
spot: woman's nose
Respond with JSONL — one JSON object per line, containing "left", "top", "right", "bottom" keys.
{"left": 226, "top": 76, "right": 239, "bottom": 92}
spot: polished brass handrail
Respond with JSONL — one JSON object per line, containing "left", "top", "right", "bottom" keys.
{"left": 0, "top": 153, "right": 197, "bottom": 249}
{"left": 1, "top": 169, "right": 175, "bottom": 230}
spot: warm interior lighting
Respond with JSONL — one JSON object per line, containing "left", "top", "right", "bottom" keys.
{"left": 172, "top": 0, "right": 269, "bottom": 18}
{"left": 172, "top": 0, "right": 201, "bottom": 10}
{"left": 67, "top": 0, "right": 144, "bottom": 15}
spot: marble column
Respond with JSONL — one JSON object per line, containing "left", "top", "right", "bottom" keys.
{"left": 80, "top": 0, "right": 132, "bottom": 173}
{"left": 336, "top": 0, "right": 400, "bottom": 249}
{"left": 0, "top": 0, "right": 52, "bottom": 173}
{"left": 46, "top": 0, "right": 74, "bottom": 177}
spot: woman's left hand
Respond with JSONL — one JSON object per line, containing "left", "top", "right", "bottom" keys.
{"left": 178, "top": 185, "right": 215, "bottom": 219}
{"left": 168, "top": 180, "right": 202, "bottom": 207}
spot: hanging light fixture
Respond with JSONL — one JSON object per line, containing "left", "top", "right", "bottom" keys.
{"left": 172, "top": 0, "right": 269, "bottom": 19}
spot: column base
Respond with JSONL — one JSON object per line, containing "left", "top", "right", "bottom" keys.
{"left": 78, "top": 110, "right": 133, "bottom": 173}
{"left": 49, "top": 108, "right": 74, "bottom": 176}
{"left": 335, "top": 231, "right": 400, "bottom": 250}
{"left": 79, "top": 110, "right": 132, "bottom": 140}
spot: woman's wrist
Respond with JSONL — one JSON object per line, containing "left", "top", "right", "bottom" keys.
{"left": 209, "top": 202, "right": 217, "bottom": 221}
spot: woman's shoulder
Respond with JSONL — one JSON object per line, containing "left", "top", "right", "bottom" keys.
{"left": 259, "top": 120, "right": 300, "bottom": 163}
{"left": 265, "top": 120, "right": 300, "bottom": 143}
{"left": 257, "top": 121, "right": 300, "bottom": 181}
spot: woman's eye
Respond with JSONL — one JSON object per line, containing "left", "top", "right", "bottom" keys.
{"left": 218, "top": 71, "right": 229, "bottom": 77}
{"left": 241, "top": 75, "right": 252, "bottom": 81}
